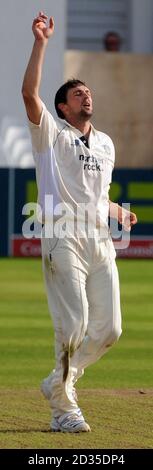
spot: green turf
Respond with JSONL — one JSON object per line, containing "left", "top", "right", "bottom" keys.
{"left": 0, "top": 258, "right": 153, "bottom": 389}
{"left": 0, "top": 258, "right": 153, "bottom": 449}
{"left": 0, "top": 389, "right": 153, "bottom": 449}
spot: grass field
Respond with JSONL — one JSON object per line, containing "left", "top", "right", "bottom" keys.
{"left": 0, "top": 258, "right": 153, "bottom": 449}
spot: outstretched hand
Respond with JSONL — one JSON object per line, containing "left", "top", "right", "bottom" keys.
{"left": 32, "top": 11, "right": 54, "bottom": 40}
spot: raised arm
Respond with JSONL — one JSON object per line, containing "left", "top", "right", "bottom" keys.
{"left": 22, "top": 11, "right": 54, "bottom": 124}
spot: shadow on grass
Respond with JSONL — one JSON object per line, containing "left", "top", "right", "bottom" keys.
{"left": 0, "top": 429, "right": 53, "bottom": 433}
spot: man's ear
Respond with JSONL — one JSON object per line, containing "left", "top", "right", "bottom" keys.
{"left": 58, "top": 102, "right": 67, "bottom": 115}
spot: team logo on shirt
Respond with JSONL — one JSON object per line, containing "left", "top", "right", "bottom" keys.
{"left": 79, "top": 154, "right": 103, "bottom": 171}
{"left": 71, "top": 139, "right": 82, "bottom": 147}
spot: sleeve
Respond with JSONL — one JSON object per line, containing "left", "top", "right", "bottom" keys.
{"left": 102, "top": 135, "right": 115, "bottom": 195}
{"left": 107, "top": 136, "right": 115, "bottom": 169}
{"left": 28, "top": 102, "right": 58, "bottom": 155}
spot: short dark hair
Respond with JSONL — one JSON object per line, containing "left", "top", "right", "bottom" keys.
{"left": 54, "top": 79, "right": 86, "bottom": 119}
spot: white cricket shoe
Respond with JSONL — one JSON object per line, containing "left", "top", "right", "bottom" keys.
{"left": 51, "top": 409, "right": 91, "bottom": 433}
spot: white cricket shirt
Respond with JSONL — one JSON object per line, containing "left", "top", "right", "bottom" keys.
{"left": 29, "top": 103, "right": 115, "bottom": 227}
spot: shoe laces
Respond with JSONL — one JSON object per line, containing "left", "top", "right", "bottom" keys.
{"left": 60, "top": 410, "right": 84, "bottom": 426}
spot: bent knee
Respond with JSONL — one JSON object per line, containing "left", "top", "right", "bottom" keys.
{"left": 106, "top": 325, "right": 122, "bottom": 346}
{"left": 95, "top": 324, "right": 122, "bottom": 348}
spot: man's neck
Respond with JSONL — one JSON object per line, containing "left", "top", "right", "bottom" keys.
{"left": 66, "top": 118, "right": 91, "bottom": 138}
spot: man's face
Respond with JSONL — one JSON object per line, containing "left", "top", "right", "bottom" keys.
{"left": 60, "top": 85, "right": 93, "bottom": 121}
{"left": 105, "top": 34, "right": 120, "bottom": 51}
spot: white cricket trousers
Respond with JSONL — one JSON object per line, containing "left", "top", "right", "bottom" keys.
{"left": 41, "top": 228, "right": 122, "bottom": 417}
